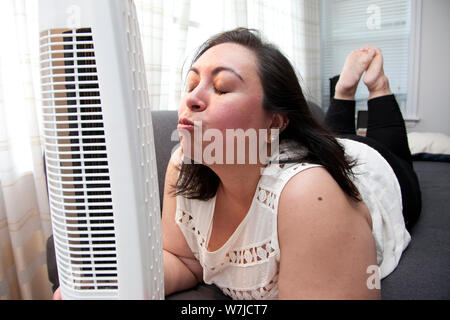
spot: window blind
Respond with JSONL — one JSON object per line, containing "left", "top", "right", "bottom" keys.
{"left": 320, "top": 0, "right": 412, "bottom": 117}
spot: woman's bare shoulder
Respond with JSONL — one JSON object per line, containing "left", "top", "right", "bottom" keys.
{"left": 279, "top": 166, "right": 343, "bottom": 209}
{"left": 276, "top": 166, "right": 378, "bottom": 299}
{"left": 277, "top": 165, "right": 366, "bottom": 232}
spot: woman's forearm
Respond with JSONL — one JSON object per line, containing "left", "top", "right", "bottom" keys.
{"left": 163, "top": 249, "right": 199, "bottom": 296}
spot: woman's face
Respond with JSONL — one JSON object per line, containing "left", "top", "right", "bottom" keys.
{"left": 178, "top": 42, "right": 272, "bottom": 164}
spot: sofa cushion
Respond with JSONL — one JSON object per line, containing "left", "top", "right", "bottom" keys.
{"left": 151, "top": 111, "right": 179, "bottom": 208}
{"left": 380, "top": 161, "right": 450, "bottom": 299}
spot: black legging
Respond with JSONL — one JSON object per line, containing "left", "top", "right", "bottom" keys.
{"left": 325, "top": 94, "right": 421, "bottom": 230}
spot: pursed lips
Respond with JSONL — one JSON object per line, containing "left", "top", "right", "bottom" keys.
{"left": 177, "top": 117, "right": 196, "bottom": 131}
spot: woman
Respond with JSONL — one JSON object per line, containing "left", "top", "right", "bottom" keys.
{"left": 54, "top": 28, "right": 420, "bottom": 300}
{"left": 162, "top": 28, "right": 420, "bottom": 300}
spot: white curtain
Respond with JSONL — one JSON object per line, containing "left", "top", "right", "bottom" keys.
{"left": 0, "top": 0, "right": 52, "bottom": 299}
{"left": 0, "top": 0, "right": 320, "bottom": 299}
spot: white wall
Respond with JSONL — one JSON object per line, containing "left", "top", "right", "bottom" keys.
{"left": 407, "top": 0, "right": 450, "bottom": 136}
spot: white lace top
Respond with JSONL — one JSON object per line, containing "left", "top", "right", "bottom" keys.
{"left": 175, "top": 138, "right": 411, "bottom": 300}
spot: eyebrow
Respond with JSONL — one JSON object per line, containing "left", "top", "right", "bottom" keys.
{"left": 189, "top": 66, "right": 244, "bottom": 82}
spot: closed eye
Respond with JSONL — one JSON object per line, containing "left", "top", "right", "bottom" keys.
{"left": 214, "top": 87, "right": 228, "bottom": 95}
{"left": 186, "top": 81, "right": 198, "bottom": 93}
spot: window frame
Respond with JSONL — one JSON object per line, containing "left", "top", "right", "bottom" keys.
{"left": 405, "top": 0, "right": 422, "bottom": 122}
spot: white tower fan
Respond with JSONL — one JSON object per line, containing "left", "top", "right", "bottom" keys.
{"left": 39, "top": 0, "right": 164, "bottom": 299}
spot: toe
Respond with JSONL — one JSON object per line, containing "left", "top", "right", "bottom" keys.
{"left": 373, "top": 47, "right": 383, "bottom": 59}
{"left": 367, "top": 48, "right": 377, "bottom": 60}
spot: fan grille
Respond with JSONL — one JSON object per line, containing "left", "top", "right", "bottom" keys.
{"left": 40, "top": 28, "right": 118, "bottom": 292}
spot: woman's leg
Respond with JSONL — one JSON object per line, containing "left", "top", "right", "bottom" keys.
{"left": 325, "top": 98, "right": 356, "bottom": 135}
{"left": 360, "top": 48, "right": 421, "bottom": 229}
{"left": 362, "top": 48, "right": 420, "bottom": 229}
{"left": 366, "top": 95, "right": 413, "bottom": 166}
{"left": 325, "top": 47, "right": 376, "bottom": 135}
{"left": 363, "top": 48, "right": 413, "bottom": 166}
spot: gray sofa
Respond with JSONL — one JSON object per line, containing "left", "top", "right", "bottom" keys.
{"left": 47, "top": 105, "right": 450, "bottom": 300}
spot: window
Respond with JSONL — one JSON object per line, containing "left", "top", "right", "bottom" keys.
{"left": 320, "top": 0, "right": 421, "bottom": 120}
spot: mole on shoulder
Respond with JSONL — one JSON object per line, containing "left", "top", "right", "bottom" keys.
{"left": 317, "top": 196, "right": 323, "bottom": 201}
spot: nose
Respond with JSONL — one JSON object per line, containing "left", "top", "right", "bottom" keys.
{"left": 185, "top": 86, "right": 207, "bottom": 112}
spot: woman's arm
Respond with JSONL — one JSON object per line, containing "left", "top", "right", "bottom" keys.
{"left": 161, "top": 146, "right": 203, "bottom": 296}
{"left": 277, "top": 166, "right": 379, "bottom": 300}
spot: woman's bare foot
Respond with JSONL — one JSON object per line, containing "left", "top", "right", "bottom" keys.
{"left": 334, "top": 47, "right": 376, "bottom": 100}
{"left": 363, "top": 47, "right": 392, "bottom": 99}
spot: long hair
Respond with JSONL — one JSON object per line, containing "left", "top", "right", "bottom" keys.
{"left": 174, "top": 28, "right": 361, "bottom": 202}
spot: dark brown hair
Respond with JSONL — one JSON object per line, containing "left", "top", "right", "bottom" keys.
{"left": 174, "top": 28, "right": 361, "bottom": 202}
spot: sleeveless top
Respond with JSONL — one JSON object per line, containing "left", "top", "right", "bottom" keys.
{"left": 175, "top": 138, "right": 411, "bottom": 300}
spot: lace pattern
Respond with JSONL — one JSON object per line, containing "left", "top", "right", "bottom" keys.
{"left": 206, "top": 239, "right": 277, "bottom": 271}
{"left": 220, "top": 274, "right": 278, "bottom": 300}
{"left": 256, "top": 186, "right": 277, "bottom": 211}
{"left": 177, "top": 210, "right": 207, "bottom": 248}
{"left": 226, "top": 240, "right": 276, "bottom": 266}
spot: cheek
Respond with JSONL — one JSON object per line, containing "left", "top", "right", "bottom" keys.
{"left": 209, "top": 95, "right": 265, "bottom": 130}
{"left": 209, "top": 108, "right": 242, "bottom": 129}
